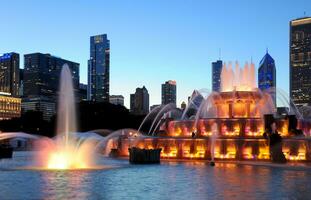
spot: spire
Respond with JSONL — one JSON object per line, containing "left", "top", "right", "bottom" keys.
{"left": 266, "top": 47, "right": 268, "bottom": 54}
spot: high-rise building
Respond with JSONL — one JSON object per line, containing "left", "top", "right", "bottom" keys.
{"left": 19, "top": 68, "right": 24, "bottom": 97}
{"left": 212, "top": 60, "right": 223, "bottom": 92}
{"left": 0, "top": 53, "right": 21, "bottom": 120}
{"left": 109, "top": 95, "right": 124, "bottom": 106}
{"left": 24, "top": 53, "right": 79, "bottom": 99}
{"left": 161, "top": 80, "right": 176, "bottom": 105}
{"left": 258, "top": 51, "right": 276, "bottom": 105}
{"left": 290, "top": 17, "right": 311, "bottom": 106}
{"left": 0, "top": 52, "right": 20, "bottom": 97}
{"left": 88, "top": 34, "right": 110, "bottom": 102}
{"left": 23, "top": 53, "right": 79, "bottom": 120}
{"left": 78, "top": 83, "right": 88, "bottom": 102}
{"left": 130, "top": 86, "right": 149, "bottom": 115}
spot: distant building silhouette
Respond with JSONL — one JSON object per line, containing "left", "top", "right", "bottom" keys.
{"left": 212, "top": 60, "right": 223, "bottom": 92}
{"left": 88, "top": 34, "right": 110, "bottom": 102}
{"left": 109, "top": 95, "right": 124, "bottom": 106}
{"left": 258, "top": 51, "right": 276, "bottom": 105}
{"left": 23, "top": 53, "right": 79, "bottom": 120}
{"left": 290, "top": 17, "right": 311, "bottom": 106}
{"left": 162, "top": 80, "right": 176, "bottom": 105}
{"left": 130, "top": 86, "right": 149, "bottom": 115}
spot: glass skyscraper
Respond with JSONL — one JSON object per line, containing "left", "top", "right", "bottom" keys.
{"left": 24, "top": 53, "right": 79, "bottom": 99}
{"left": 290, "top": 17, "right": 311, "bottom": 106}
{"left": 258, "top": 51, "right": 276, "bottom": 105}
{"left": 88, "top": 34, "right": 110, "bottom": 102}
{"left": 161, "top": 80, "right": 176, "bottom": 106}
{"left": 23, "top": 53, "right": 79, "bottom": 120}
{"left": 0, "top": 52, "right": 20, "bottom": 97}
{"left": 212, "top": 60, "right": 223, "bottom": 92}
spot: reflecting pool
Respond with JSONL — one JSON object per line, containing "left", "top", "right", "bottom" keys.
{"left": 0, "top": 152, "right": 311, "bottom": 199}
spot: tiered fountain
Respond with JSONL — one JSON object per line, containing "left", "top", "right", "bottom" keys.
{"left": 111, "top": 61, "right": 311, "bottom": 162}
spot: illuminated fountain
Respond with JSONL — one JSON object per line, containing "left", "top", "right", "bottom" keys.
{"left": 111, "top": 61, "right": 311, "bottom": 163}
{"left": 38, "top": 64, "right": 99, "bottom": 169}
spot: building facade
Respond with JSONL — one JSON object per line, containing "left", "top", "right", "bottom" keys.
{"left": 290, "top": 17, "right": 311, "bottom": 106}
{"left": 130, "top": 86, "right": 149, "bottom": 115}
{"left": 212, "top": 60, "right": 223, "bottom": 92}
{"left": 88, "top": 34, "right": 110, "bottom": 102}
{"left": 109, "top": 95, "right": 124, "bottom": 106}
{"left": 24, "top": 53, "right": 79, "bottom": 99}
{"left": 258, "top": 51, "right": 276, "bottom": 105}
{"left": 21, "top": 97, "right": 55, "bottom": 121}
{"left": 23, "top": 53, "right": 79, "bottom": 120}
{"left": 0, "top": 95, "right": 21, "bottom": 120}
{"left": 0, "top": 52, "right": 20, "bottom": 97}
{"left": 161, "top": 80, "right": 176, "bottom": 106}
{"left": 78, "top": 83, "right": 88, "bottom": 102}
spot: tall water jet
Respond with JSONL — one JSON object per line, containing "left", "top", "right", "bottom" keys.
{"left": 42, "top": 64, "right": 93, "bottom": 169}
{"left": 57, "top": 64, "right": 77, "bottom": 148}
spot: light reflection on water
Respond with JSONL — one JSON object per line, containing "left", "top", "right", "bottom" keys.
{"left": 0, "top": 152, "right": 311, "bottom": 199}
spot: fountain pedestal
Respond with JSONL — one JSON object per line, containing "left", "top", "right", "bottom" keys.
{"left": 128, "top": 147, "right": 162, "bottom": 164}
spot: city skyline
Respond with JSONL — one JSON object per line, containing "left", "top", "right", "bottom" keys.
{"left": 0, "top": 1, "right": 310, "bottom": 108}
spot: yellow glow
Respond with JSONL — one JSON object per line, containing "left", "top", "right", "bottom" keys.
{"left": 47, "top": 151, "right": 87, "bottom": 170}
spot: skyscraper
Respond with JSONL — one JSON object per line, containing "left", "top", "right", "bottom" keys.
{"left": 88, "top": 34, "right": 110, "bottom": 102}
{"left": 212, "top": 60, "right": 223, "bottom": 92}
{"left": 0, "top": 52, "right": 21, "bottom": 119}
{"left": 258, "top": 51, "right": 276, "bottom": 105}
{"left": 130, "top": 86, "right": 149, "bottom": 115}
{"left": 24, "top": 53, "right": 79, "bottom": 99}
{"left": 290, "top": 17, "right": 311, "bottom": 106}
{"left": 23, "top": 53, "right": 79, "bottom": 120}
{"left": 161, "top": 80, "right": 176, "bottom": 105}
{"left": 0, "top": 52, "right": 20, "bottom": 97}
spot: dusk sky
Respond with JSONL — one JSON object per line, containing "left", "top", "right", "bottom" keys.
{"left": 0, "top": 0, "right": 310, "bottom": 108}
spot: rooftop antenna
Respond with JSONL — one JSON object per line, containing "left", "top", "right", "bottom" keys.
{"left": 304, "top": 11, "right": 306, "bottom": 17}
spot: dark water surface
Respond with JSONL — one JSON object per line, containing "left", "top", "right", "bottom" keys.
{"left": 0, "top": 152, "right": 310, "bottom": 200}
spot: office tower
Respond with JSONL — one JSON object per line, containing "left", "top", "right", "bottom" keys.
{"left": 0, "top": 52, "right": 20, "bottom": 97}
{"left": 24, "top": 53, "right": 79, "bottom": 98}
{"left": 212, "top": 60, "right": 223, "bottom": 92}
{"left": 79, "top": 83, "right": 88, "bottom": 102}
{"left": 0, "top": 53, "right": 21, "bottom": 119}
{"left": 88, "top": 34, "right": 110, "bottom": 102}
{"left": 161, "top": 80, "right": 176, "bottom": 105}
{"left": 23, "top": 53, "right": 79, "bottom": 120}
{"left": 130, "top": 86, "right": 149, "bottom": 115}
{"left": 290, "top": 17, "right": 311, "bottom": 106}
{"left": 258, "top": 51, "right": 276, "bottom": 105}
{"left": 109, "top": 95, "right": 124, "bottom": 106}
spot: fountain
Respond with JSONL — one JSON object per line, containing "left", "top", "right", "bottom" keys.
{"left": 38, "top": 64, "right": 99, "bottom": 169}
{"left": 109, "top": 61, "right": 311, "bottom": 163}
{"left": 0, "top": 64, "right": 105, "bottom": 170}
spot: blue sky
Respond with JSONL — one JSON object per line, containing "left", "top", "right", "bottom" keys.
{"left": 0, "top": 0, "right": 310, "bottom": 108}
